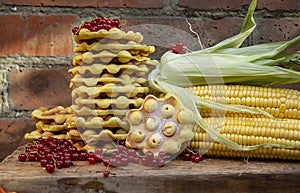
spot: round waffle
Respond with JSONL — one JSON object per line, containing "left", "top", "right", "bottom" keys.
{"left": 75, "top": 116, "right": 129, "bottom": 129}
{"left": 70, "top": 74, "right": 147, "bottom": 88}
{"left": 31, "top": 106, "right": 73, "bottom": 124}
{"left": 125, "top": 94, "right": 196, "bottom": 156}
{"left": 72, "top": 50, "right": 150, "bottom": 66}
{"left": 72, "top": 105, "right": 129, "bottom": 117}
{"left": 73, "top": 40, "right": 155, "bottom": 56}
{"left": 73, "top": 28, "right": 144, "bottom": 44}
{"left": 68, "top": 60, "right": 158, "bottom": 77}
{"left": 74, "top": 96, "right": 144, "bottom": 109}
{"left": 71, "top": 84, "right": 149, "bottom": 99}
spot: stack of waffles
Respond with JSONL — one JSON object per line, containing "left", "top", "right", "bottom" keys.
{"left": 68, "top": 27, "right": 158, "bottom": 151}
{"left": 24, "top": 106, "right": 84, "bottom": 144}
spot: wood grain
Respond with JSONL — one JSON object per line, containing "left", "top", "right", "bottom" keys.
{"left": 0, "top": 145, "right": 299, "bottom": 193}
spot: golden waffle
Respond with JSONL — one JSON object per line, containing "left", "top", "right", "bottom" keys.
{"left": 36, "top": 120, "right": 67, "bottom": 132}
{"left": 68, "top": 60, "right": 158, "bottom": 76}
{"left": 31, "top": 106, "right": 73, "bottom": 124}
{"left": 126, "top": 94, "right": 196, "bottom": 156}
{"left": 68, "top": 129, "right": 127, "bottom": 149}
{"left": 74, "top": 96, "right": 144, "bottom": 109}
{"left": 75, "top": 116, "right": 129, "bottom": 129}
{"left": 73, "top": 28, "right": 143, "bottom": 44}
{"left": 72, "top": 50, "right": 150, "bottom": 66}
{"left": 72, "top": 84, "right": 149, "bottom": 98}
{"left": 73, "top": 40, "right": 155, "bottom": 56}
{"left": 81, "top": 129, "right": 127, "bottom": 142}
{"left": 64, "top": 114, "right": 77, "bottom": 129}
{"left": 66, "top": 129, "right": 82, "bottom": 140}
{"left": 72, "top": 105, "right": 129, "bottom": 117}
{"left": 24, "top": 130, "right": 67, "bottom": 140}
{"left": 70, "top": 74, "right": 148, "bottom": 88}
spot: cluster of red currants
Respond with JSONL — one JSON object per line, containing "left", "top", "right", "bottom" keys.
{"left": 72, "top": 16, "right": 120, "bottom": 35}
{"left": 18, "top": 137, "right": 89, "bottom": 173}
{"left": 183, "top": 152, "right": 204, "bottom": 163}
{"left": 17, "top": 137, "right": 168, "bottom": 176}
{"left": 95, "top": 145, "right": 166, "bottom": 168}
{"left": 169, "top": 42, "right": 186, "bottom": 54}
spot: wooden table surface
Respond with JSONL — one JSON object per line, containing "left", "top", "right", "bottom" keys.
{"left": 0, "top": 145, "right": 299, "bottom": 193}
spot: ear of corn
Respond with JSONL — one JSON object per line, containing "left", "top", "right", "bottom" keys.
{"left": 147, "top": 0, "right": 300, "bottom": 158}
{"left": 188, "top": 117, "right": 300, "bottom": 160}
{"left": 187, "top": 85, "right": 300, "bottom": 119}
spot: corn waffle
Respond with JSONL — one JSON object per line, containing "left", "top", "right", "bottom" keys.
{"left": 72, "top": 105, "right": 129, "bottom": 117}
{"left": 24, "top": 130, "right": 67, "bottom": 140}
{"left": 75, "top": 116, "right": 129, "bottom": 129}
{"left": 70, "top": 74, "right": 147, "bottom": 88}
{"left": 73, "top": 40, "right": 155, "bottom": 56}
{"left": 73, "top": 28, "right": 143, "bottom": 44}
{"left": 68, "top": 60, "right": 157, "bottom": 76}
{"left": 72, "top": 84, "right": 149, "bottom": 99}
{"left": 74, "top": 96, "right": 144, "bottom": 109}
{"left": 36, "top": 120, "right": 67, "bottom": 132}
{"left": 126, "top": 94, "right": 196, "bottom": 156}
{"left": 72, "top": 50, "right": 150, "bottom": 66}
{"left": 31, "top": 106, "right": 73, "bottom": 124}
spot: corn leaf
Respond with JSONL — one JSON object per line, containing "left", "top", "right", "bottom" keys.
{"left": 160, "top": 53, "right": 300, "bottom": 86}
{"left": 203, "top": 0, "right": 257, "bottom": 51}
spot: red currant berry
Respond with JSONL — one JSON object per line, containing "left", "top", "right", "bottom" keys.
{"left": 95, "top": 154, "right": 103, "bottom": 162}
{"left": 63, "top": 159, "right": 73, "bottom": 168}
{"left": 68, "top": 147, "right": 77, "bottom": 154}
{"left": 144, "top": 151, "right": 154, "bottom": 161}
{"left": 103, "top": 171, "right": 110, "bottom": 178}
{"left": 103, "top": 159, "right": 110, "bottom": 167}
{"left": 183, "top": 153, "right": 190, "bottom": 161}
{"left": 158, "top": 151, "right": 167, "bottom": 159}
{"left": 104, "top": 24, "right": 111, "bottom": 31}
{"left": 88, "top": 157, "right": 97, "bottom": 165}
{"left": 28, "top": 153, "right": 37, "bottom": 161}
{"left": 158, "top": 159, "right": 165, "bottom": 167}
{"left": 96, "top": 16, "right": 104, "bottom": 23}
{"left": 127, "top": 149, "right": 136, "bottom": 156}
{"left": 56, "top": 160, "right": 64, "bottom": 169}
{"left": 193, "top": 155, "right": 203, "bottom": 163}
{"left": 45, "top": 163, "right": 55, "bottom": 173}
{"left": 18, "top": 153, "right": 27, "bottom": 162}
{"left": 111, "top": 19, "right": 120, "bottom": 28}
{"left": 71, "top": 153, "right": 79, "bottom": 161}
{"left": 40, "top": 159, "right": 48, "bottom": 167}
{"left": 95, "top": 148, "right": 103, "bottom": 155}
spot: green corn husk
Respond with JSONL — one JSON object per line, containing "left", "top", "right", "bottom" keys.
{"left": 148, "top": 0, "right": 300, "bottom": 152}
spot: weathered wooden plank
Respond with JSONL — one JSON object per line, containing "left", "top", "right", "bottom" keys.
{"left": 0, "top": 146, "right": 299, "bottom": 193}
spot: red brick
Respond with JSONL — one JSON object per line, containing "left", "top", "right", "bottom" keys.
{"left": 257, "top": 0, "right": 300, "bottom": 11}
{"left": 253, "top": 18, "right": 300, "bottom": 52}
{"left": 179, "top": 0, "right": 300, "bottom": 10}
{"left": 179, "top": 0, "right": 252, "bottom": 10}
{"left": 2, "top": 0, "right": 164, "bottom": 8}
{"left": 0, "top": 118, "right": 36, "bottom": 160}
{"left": 123, "top": 17, "right": 245, "bottom": 50}
{"left": 9, "top": 68, "right": 72, "bottom": 110}
{"left": 0, "top": 15, "right": 76, "bottom": 56}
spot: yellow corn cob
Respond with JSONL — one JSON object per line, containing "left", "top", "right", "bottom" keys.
{"left": 187, "top": 85, "right": 300, "bottom": 119}
{"left": 188, "top": 117, "right": 300, "bottom": 160}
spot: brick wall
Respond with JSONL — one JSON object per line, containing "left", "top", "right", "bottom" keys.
{"left": 0, "top": 0, "right": 299, "bottom": 160}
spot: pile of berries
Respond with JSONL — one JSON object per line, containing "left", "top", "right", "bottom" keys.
{"left": 92, "top": 145, "right": 166, "bottom": 168}
{"left": 183, "top": 152, "right": 204, "bottom": 163}
{"left": 72, "top": 16, "right": 120, "bottom": 35}
{"left": 18, "top": 137, "right": 89, "bottom": 173}
{"left": 169, "top": 42, "right": 186, "bottom": 54}
{"left": 18, "top": 137, "right": 168, "bottom": 176}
